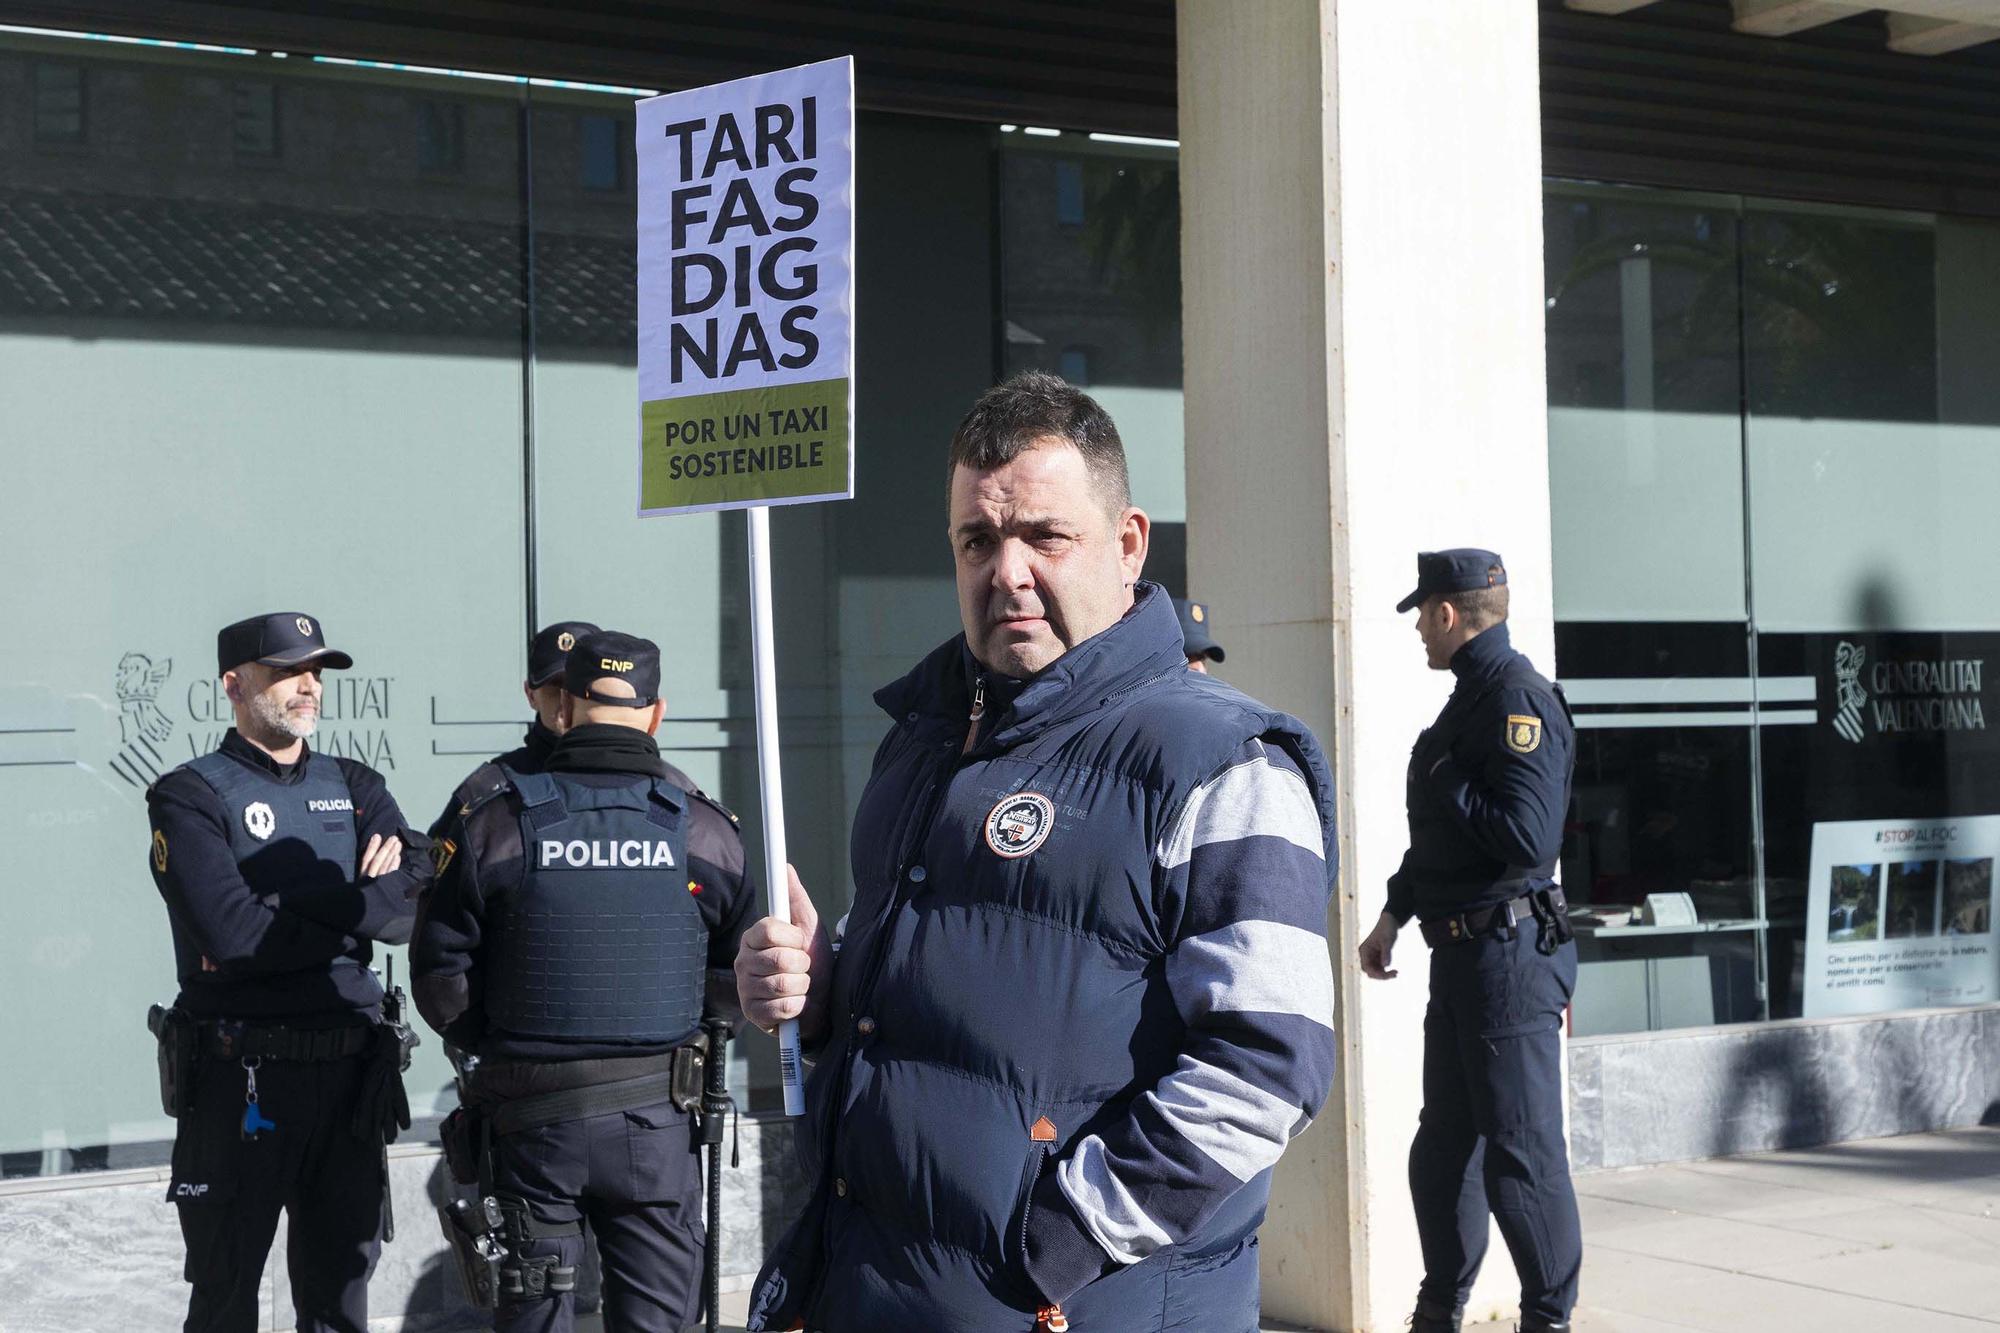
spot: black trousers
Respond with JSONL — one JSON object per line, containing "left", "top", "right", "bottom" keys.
{"left": 489, "top": 1098, "right": 706, "bottom": 1333}
{"left": 167, "top": 1051, "right": 384, "bottom": 1333}
{"left": 1409, "top": 925, "right": 1582, "bottom": 1327}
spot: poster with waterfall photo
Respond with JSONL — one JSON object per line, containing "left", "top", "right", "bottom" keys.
{"left": 1804, "top": 816, "right": 2000, "bottom": 1017}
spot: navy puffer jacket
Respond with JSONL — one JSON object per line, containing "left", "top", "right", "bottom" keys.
{"left": 749, "top": 584, "right": 1339, "bottom": 1333}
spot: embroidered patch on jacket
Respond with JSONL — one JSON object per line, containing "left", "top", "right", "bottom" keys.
{"left": 431, "top": 836, "right": 456, "bottom": 876}
{"left": 151, "top": 829, "right": 169, "bottom": 873}
{"left": 1505, "top": 715, "right": 1543, "bottom": 754}
{"left": 984, "top": 792, "right": 1055, "bottom": 859}
{"left": 243, "top": 801, "right": 277, "bottom": 840}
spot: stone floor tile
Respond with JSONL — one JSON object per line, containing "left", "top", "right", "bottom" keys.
{"left": 1592, "top": 1210, "right": 1875, "bottom": 1272}
{"left": 1580, "top": 1245, "right": 1998, "bottom": 1333}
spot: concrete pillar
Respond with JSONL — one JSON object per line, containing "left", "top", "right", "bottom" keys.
{"left": 1177, "top": 3, "right": 1553, "bottom": 1330}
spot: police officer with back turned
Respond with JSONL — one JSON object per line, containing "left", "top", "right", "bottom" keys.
{"left": 146, "top": 612, "right": 428, "bottom": 1333}
{"left": 413, "top": 631, "right": 756, "bottom": 1333}
{"left": 1358, "top": 551, "right": 1581, "bottom": 1333}
{"left": 426, "top": 620, "right": 599, "bottom": 856}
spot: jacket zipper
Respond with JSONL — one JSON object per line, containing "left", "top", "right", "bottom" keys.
{"left": 964, "top": 674, "right": 987, "bottom": 753}
{"left": 807, "top": 707, "right": 974, "bottom": 1326}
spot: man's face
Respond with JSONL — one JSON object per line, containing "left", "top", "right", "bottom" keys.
{"left": 228, "top": 661, "right": 323, "bottom": 739}
{"left": 1414, "top": 595, "right": 1453, "bottom": 670}
{"left": 525, "top": 681, "right": 568, "bottom": 733}
{"left": 949, "top": 439, "right": 1148, "bottom": 678}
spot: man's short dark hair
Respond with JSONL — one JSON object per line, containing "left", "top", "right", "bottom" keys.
{"left": 1442, "top": 585, "right": 1509, "bottom": 630}
{"left": 947, "top": 371, "right": 1131, "bottom": 510}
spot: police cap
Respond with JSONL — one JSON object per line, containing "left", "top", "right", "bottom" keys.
{"left": 527, "top": 621, "right": 600, "bottom": 688}
{"left": 1173, "top": 598, "right": 1225, "bottom": 663}
{"left": 1395, "top": 549, "right": 1507, "bottom": 614}
{"left": 216, "top": 612, "right": 353, "bottom": 675}
{"left": 565, "top": 630, "right": 660, "bottom": 708}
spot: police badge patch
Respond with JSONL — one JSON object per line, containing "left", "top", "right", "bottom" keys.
{"left": 243, "top": 801, "right": 277, "bottom": 840}
{"left": 1505, "top": 715, "right": 1543, "bottom": 755}
{"left": 152, "top": 829, "right": 169, "bottom": 873}
{"left": 984, "top": 792, "right": 1055, "bottom": 859}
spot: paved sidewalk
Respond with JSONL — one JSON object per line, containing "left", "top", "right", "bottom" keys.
{"left": 1545, "top": 1126, "right": 2000, "bottom": 1332}
{"left": 589, "top": 1128, "right": 2000, "bottom": 1332}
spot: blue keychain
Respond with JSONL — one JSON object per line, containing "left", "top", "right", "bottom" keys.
{"left": 241, "top": 1057, "right": 277, "bottom": 1140}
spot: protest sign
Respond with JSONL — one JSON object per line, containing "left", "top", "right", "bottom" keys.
{"left": 637, "top": 58, "right": 855, "bottom": 1114}
{"left": 638, "top": 57, "right": 853, "bottom": 517}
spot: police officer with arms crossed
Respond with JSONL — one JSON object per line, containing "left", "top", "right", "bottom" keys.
{"left": 426, "top": 620, "right": 599, "bottom": 853}
{"left": 413, "top": 631, "right": 757, "bottom": 1333}
{"left": 146, "top": 612, "right": 428, "bottom": 1333}
{"left": 1357, "top": 551, "right": 1581, "bottom": 1333}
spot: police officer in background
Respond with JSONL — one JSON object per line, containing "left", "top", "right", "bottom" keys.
{"left": 1358, "top": 551, "right": 1581, "bottom": 1333}
{"left": 146, "top": 612, "right": 428, "bottom": 1333}
{"left": 427, "top": 620, "right": 598, "bottom": 847}
{"left": 1173, "top": 596, "right": 1226, "bottom": 673}
{"left": 413, "top": 631, "right": 757, "bottom": 1333}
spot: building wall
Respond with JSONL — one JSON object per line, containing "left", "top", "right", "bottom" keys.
{"left": 1571, "top": 1004, "right": 2000, "bottom": 1172}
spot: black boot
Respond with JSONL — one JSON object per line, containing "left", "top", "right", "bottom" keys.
{"left": 1408, "top": 1298, "right": 1462, "bottom": 1333}
{"left": 1518, "top": 1322, "right": 1570, "bottom": 1333}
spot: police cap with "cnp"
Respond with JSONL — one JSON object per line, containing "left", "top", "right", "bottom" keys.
{"left": 565, "top": 630, "right": 660, "bottom": 707}
{"left": 1395, "top": 549, "right": 1507, "bottom": 614}
{"left": 216, "top": 612, "right": 354, "bottom": 675}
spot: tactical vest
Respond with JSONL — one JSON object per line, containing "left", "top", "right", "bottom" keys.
{"left": 484, "top": 768, "right": 703, "bottom": 1046}
{"left": 186, "top": 747, "right": 360, "bottom": 903}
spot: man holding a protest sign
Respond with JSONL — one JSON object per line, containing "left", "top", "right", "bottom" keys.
{"left": 736, "top": 373, "right": 1340, "bottom": 1332}
{"left": 413, "top": 632, "right": 757, "bottom": 1333}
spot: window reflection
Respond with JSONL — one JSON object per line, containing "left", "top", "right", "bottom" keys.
{"left": 1000, "top": 136, "right": 1186, "bottom": 591}
{"left": 1549, "top": 182, "right": 2000, "bottom": 1034}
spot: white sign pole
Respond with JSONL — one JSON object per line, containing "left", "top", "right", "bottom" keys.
{"left": 746, "top": 504, "right": 806, "bottom": 1115}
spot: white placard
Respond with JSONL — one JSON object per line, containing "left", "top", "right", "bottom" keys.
{"left": 636, "top": 56, "right": 854, "bottom": 518}
{"left": 1803, "top": 816, "right": 2000, "bottom": 1017}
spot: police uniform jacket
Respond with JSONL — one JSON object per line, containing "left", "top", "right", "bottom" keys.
{"left": 423, "top": 718, "right": 560, "bottom": 847}
{"left": 747, "top": 584, "right": 1340, "bottom": 1333}
{"left": 146, "top": 729, "right": 427, "bottom": 1022}
{"left": 1384, "top": 621, "right": 1573, "bottom": 925}
{"left": 412, "top": 724, "right": 757, "bottom": 1075}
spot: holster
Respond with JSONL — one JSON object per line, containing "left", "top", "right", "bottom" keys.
{"left": 494, "top": 1194, "right": 580, "bottom": 1305}
{"left": 670, "top": 1036, "right": 706, "bottom": 1115}
{"left": 1528, "top": 887, "right": 1574, "bottom": 955}
{"left": 146, "top": 1004, "right": 199, "bottom": 1119}
{"left": 437, "top": 1195, "right": 507, "bottom": 1310}
{"left": 439, "top": 1104, "right": 485, "bottom": 1186}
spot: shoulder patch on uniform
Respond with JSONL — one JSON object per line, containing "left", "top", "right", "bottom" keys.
{"left": 1505, "top": 715, "right": 1543, "bottom": 754}
{"left": 690, "top": 787, "right": 741, "bottom": 827}
{"left": 431, "top": 835, "right": 457, "bottom": 876}
{"left": 151, "top": 829, "right": 169, "bottom": 874}
{"left": 452, "top": 762, "right": 514, "bottom": 818}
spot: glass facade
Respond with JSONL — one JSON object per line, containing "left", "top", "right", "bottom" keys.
{"left": 0, "top": 35, "right": 1188, "bottom": 1175}
{"left": 7, "top": 15, "right": 1994, "bottom": 1181}
{"left": 1546, "top": 182, "right": 2000, "bottom": 1035}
